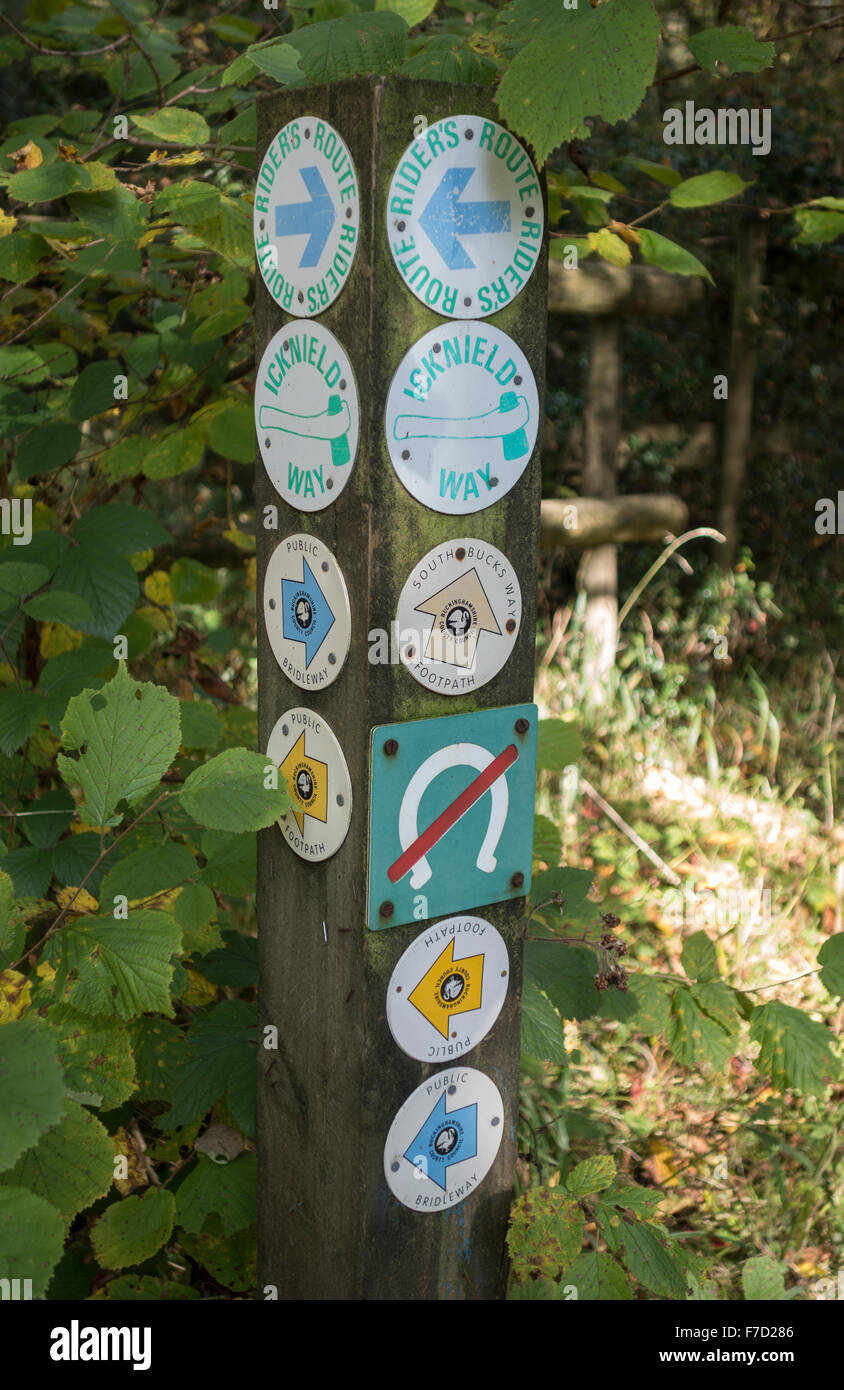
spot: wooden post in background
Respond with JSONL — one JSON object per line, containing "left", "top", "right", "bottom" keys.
{"left": 256, "top": 77, "right": 547, "bottom": 1300}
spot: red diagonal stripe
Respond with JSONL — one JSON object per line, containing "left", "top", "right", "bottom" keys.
{"left": 387, "top": 743, "right": 518, "bottom": 885}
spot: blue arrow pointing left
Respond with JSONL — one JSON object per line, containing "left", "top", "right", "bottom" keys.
{"left": 275, "top": 166, "right": 335, "bottom": 268}
{"left": 404, "top": 1091, "right": 478, "bottom": 1191}
{"left": 281, "top": 559, "right": 335, "bottom": 667}
{"left": 419, "top": 167, "right": 510, "bottom": 271}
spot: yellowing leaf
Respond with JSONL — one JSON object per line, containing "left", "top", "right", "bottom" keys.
{"left": 244, "top": 556, "right": 256, "bottom": 592}
{"left": 147, "top": 148, "right": 204, "bottom": 166}
{"left": 10, "top": 140, "right": 43, "bottom": 171}
{"left": 222, "top": 526, "right": 255, "bottom": 554}
{"left": 40, "top": 622, "right": 84, "bottom": 659}
{"left": 647, "top": 1139, "right": 680, "bottom": 1187}
{"left": 0, "top": 210, "right": 18, "bottom": 237}
{"left": 182, "top": 967, "right": 217, "bottom": 1007}
{"left": 56, "top": 885, "right": 99, "bottom": 916}
{"left": 588, "top": 228, "right": 632, "bottom": 266}
{"left": 129, "top": 887, "right": 181, "bottom": 913}
{"left": 129, "top": 548, "right": 154, "bottom": 573}
{"left": 144, "top": 570, "right": 173, "bottom": 606}
{"left": 36, "top": 961, "right": 56, "bottom": 983}
{"left": 608, "top": 219, "right": 641, "bottom": 246}
{"left": 0, "top": 970, "right": 32, "bottom": 1022}
{"left": 112, "top": 1126, "right": 149, "bottom": 1196}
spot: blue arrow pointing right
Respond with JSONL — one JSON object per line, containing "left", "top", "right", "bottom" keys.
{"left": 419, "top": 167, "right": 511, "bottom": 271}
{"left": 281, "top": 559, "right": 335, "bottom": 668}
{"left": 275, "top": 166, "right": 335, "bottom": 268}
{"left": 404, "top": 1091, "right": 478, "bottom": 1191}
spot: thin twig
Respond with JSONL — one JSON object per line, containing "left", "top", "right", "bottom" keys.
{"left": 579, "top": 775, "right": 683, "bottom": 887}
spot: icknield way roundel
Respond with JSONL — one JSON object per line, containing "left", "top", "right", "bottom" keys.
{"left": 386, "top": 114, "right": 543, "bottom": 319}
{"left": 385, "top": 321, "right": 539, "bottom": 515}
{"left": 254, "top": 116, "right": 359, "bottom": 317}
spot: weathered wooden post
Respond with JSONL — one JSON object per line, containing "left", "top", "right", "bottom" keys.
{"left": 254, "top": 76, "right": 547, "bottom": 1300}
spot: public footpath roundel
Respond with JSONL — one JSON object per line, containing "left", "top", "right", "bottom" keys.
{"left": 266, "top": 708, "right": 352, "bottom": 863}
{"left": 396, "top": 537, "right": 521, "bottom": 694}
{"left": 254, "top": 116, "right": 359, "bottom": 316}
{"left": 264, "top": 534, "right": 351, "bottom": 690}
{"left": 387, "top": 916, "right": 509, "bottom": 1063}
{"left": 384, "top": 1067, "right": 504, "bottom": 1212}
{"left": 386, "top": 114, "right": 543, "bottom": 319}
{"left": 256, "top": 323, "right": 359, "bottom": 511}
{"left": 385, "top": 322, "right": 539, "bottom": 515}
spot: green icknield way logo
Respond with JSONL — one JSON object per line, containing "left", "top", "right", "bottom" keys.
{"left": 387, "top": 114, "right": 544, "bottom": 319}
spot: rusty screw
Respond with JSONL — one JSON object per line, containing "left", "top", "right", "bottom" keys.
{"left": 506, "top": 618, "right": 516, "bottom": 634}
{"left": 515, "top": 718, "right": 529, "bottom": 734}
{"left": 511, "top": 871, "right": 525, "bottom": 890}
{"left": 455, "top": 547, "right": 466, "bottom": 562}
{"left": 384, "top": 738, "right": 399, "bottom": 757}
{"left": 379, "top": 901, "right": 394, "bottom": 920}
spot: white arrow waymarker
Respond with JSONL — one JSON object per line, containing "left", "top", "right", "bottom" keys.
{"left": 386, "top": 114, "right": 543, "bottom": 319}
{"left": 384, "top": 1068, "right": 504, "bottom": 1212}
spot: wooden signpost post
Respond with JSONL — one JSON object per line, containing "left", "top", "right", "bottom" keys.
{"left": 255, "top": 76, "right": 547, "bottom": 1300}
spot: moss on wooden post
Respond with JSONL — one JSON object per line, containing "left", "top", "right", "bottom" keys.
{"left": 256, "top": 76, "right": 547, "bottom": 1300}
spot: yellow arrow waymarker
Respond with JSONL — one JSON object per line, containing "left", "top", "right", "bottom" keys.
{"left": 408, "top": 938, "right": 484, "bottom": 1039}
{"left": 280, "top": 730, "right": 328, "bottom": 835}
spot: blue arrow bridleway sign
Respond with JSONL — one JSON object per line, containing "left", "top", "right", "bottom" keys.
{"left": 384, "top": 1068, "right": 504, "bottom": 1212}
{"left": 386, "top": 113, "right": 544, "bottom": 320}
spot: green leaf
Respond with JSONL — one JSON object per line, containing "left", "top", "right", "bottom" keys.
{"left": 376, "top": 0, "right": 435, "bottom": 23}
{"left": 521, "top": 978, "right": 567, "bottom": 1063}
{"left": 178, "top": 1214, "right": 255, "bottom": 1292}
{"left": 179, "top": 748, "right": 290, "bottom": 832}
{"left": 74, "top": 504, "right": 171, "bottom": 555}
{"left": 618, "top": 156, "right": 681, "bottom": 187}
{"left": 637, "top": 228, "right": 713, "bottom": 282}
{"left": 549, "top": 236, "right": 593, "bottom": 261}
{"left": 670, "top": 171, "right": 750, "bottom": 209}
{"left": 400, "top": 33, "right": 497, "bottom": 84}
{"left": 667, "top": 986, "right": 735, "bottom": 1069}
{"left": 92, "top": 1187, "right": 176, "bottom": 1271}
{"left": 536, "top": 718, "right": 582, "bottom": 772}
{"left": 0, "top": 1187, "right": 65, "bottom": 1297}
{"left": 0, "top": 561, "right": 50, "bottom": 597}
{"left": 818, "top": 934, "right": 844, "bottom": 1000}
{"left": 528, "top": 865, "right": 596, "bottom": 916}
{"left": 23, "top": 590, "right": 94, "bottom": 625}
{"left": 207, "top": 404, "right": 255, "bottom": 464}
{"left": 0, "top": 689, "right": 46, "bottom": 756}
{"left": 793, "top": 208, "right": 844, "bottom": 245}
{"left": 164, "top": 1000, "right": 256, "bottom": 1135}
{"left": 129, "top": 1017, "right": 183, "bottom": 1103}
{"left": 497, "top": 0, "right": 661, "bottom": 165}
{"left": 7, "top": 162, "right": 89, "bottom": 203}
{"left": 750, "top": 1000, "right": 841, "bottom": 1096}
{"left": 507, "top": 1185, "right": 583, "bottom": 1281}
{"left": 175, "top": 1152, "right": 255, "bottom": 1236}
{"left": 524, "top": 941, "right": 599, "bottom": 1020}
{"left": 620, "top": 1219, "right": 687, "bottom": 1298}
{"left": 533, "top": 812, "right": 561, "bottom": 867}
{"left": 100, "top": 843, "right": 197, "bottom": 905}
{"left": 199, "top": 830, "right": 256, "bottom": 896}
{"left": 681, "top": 930, "right": 719, "bottom": 982}
{"left": 3, "top": 845, "right": 53, "bottom": 897}
{"left": 67, "top": 360, "right": 119, "bottom": 423}
{"left": 51, "top": 537, "right": 138, "bottom": 639}
{"left": 154, "top": 180, "right": 222, "bottom": 226}
{"left": 58, "top": 663, "right": 181, "bottom": 825}
{"left": 246, "top": 41, "right": 307, "bottom": 84}
{"left": 19, "top": 787, "right": 74, "bottom": 849}
{"left": 15, "top": 422, "right": 81, "bottom": 477}
{"left": 142, "top": 428, "right": 205, "bottom": 481}
{"left": 173, "top": 882, "right": 221, "bottom": 954}
{"left": 3, "top": 1099, "right": 113, "bottom": 1223}
{"left": 132, "top": 107, "right": 210, "bottom": 145}
{"left": 49, "top": 1005, "right": 136, "bottom": 1109}
{"left": 187, "top": 195, "right": 253, "bottom": 266}
{"left": 0, "top": 1016, "right": 65, "bottom": 1171}
{"left": 742, "top": 1254, "right": 785, "bottom": 1301}
{"left": 564, "top": 1249, "right": 632, "bottom": 1300}
{"left": 0, "top": 232, "right": 50, "bottom": 284}
{"left": 169, "top": 556, "right": 220, "bottom": 603}
{"left": 58, "top": 910, "right": 182, "bottom": 1020}
{"left": 688, "top": 25, "right": 775, "bottom": 75}
{"left": 565, "top": 1154, "right": 616, "bottom": 1197}
{"left": 40, "top": 648, "right": 113, "bottom": 732}
{"left": 288, "top": 11, "right": 407, "bottom": 83}
{"left": 196, "top": 931, "right": 258, "bottom": 989}
{"left": 179, "top": 701, "right": 223, "bottom": 750}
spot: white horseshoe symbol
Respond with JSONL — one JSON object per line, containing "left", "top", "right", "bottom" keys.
{"left": 397, "top": 741, "right": 509, "bottom": 890}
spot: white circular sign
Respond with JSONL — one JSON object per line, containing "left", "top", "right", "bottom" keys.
{"left": 266, "top": 708, "right": 352, "bottom": 862}
{"left": 384, "top": 1067, "right": 504, "bottom": 1212}
{"left": 386, "top": 114, "right": 543, "bottom": 319}
{"left": 256, "top": 323, "right": 359, "bottom": 512}
{"left": 254, "top": 116, "right": 359, "bottom": 316}
{"left": 396, "top": 538, "right": 521, "bottom": 695}
{"left": 387, "top": 916, "right": 509, "bottom": 1063}
{"left": 386, "top": 321, "right": 539, "bottom": 514}
{"left": 264, "top": 534, "right": 351, "bottom": 690}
